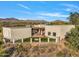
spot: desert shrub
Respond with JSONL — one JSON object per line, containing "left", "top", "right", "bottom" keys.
{"left": 56, "top": 48, "right": 71, "bottom": 57}
{"left": 65, "top": 26, "right": 79, "bottom": 50}
{"left": 0, "top": 40, "right": 3, "bottom": 45}
{"left": 32, "top": 46, "right": 39, "bottom": 52}
{"left": 0, "top": 51, "right": 10, "bottom": 57}
{"left": 0, "top": 28, "right": 2, "bottom": 32}
{"left": 4, "top": 47, "right": 15, "bottom": 57}
{"left": 56, "top": 51, "right": 66, "bottom": 57}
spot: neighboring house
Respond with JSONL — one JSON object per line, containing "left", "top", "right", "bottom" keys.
{"left": 2, "top": 25, "right": 75, "bottom": 44}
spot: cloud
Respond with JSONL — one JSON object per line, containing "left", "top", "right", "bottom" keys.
{"left": 35, "top": 16, "right": 48, "bottom": 20}
{"left": 17, "top": 15, "right": 49, "bottom": 20}
{"left": 39, "top": 1, "right": 47, "bottom": 4}
{"left": 39, "top": 12, "right": 69, "bottom": 17}
{"left": 63, "top": 4, "right": 79, "bottom": 9}
{"left": 18, "top": 11, "right": 31, "bottom": 14}
{"left": 62, "top": 4, "right": 79, "bottom": 12}
{"left": 18, "top": 4, "right": 30, "bottom": 10}
{"left": 65, "top": 8, "right": 72, "bottom": 11}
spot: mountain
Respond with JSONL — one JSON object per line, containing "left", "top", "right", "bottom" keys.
{"left": 0, "top": 18, "right": 48, "bottom": 26}
{"left": 0, "top": 18, "right": 18, "bottom": 22}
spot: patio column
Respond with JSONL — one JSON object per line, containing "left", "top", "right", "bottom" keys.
{"left": 39, "top": 29, "right": 40, "bottom": 35}
{"left": 40, "top": 29, "right": 42, "bottom": 35}
{"left": 3, "top": 38, "right": 6, "bottom": 44}
{"left": 56, "top": 38, "right": 58, "bottom": 43}
{"left": 12, "top": 39, "right": 15, "bottom": 44}
{"left": 48, "top": 38, "right": 50, "bottom": 43}
{"left": 39, "top": 38, "right": 41, "bottom": 43}
{"left": 30, "top": 38, "right": 32, "bottom": 43}
{"left": 22, "top": 38, "right": 23, "bottom": 43}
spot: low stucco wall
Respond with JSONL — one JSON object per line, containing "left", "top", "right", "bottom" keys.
{"left": 3, "top": 27, "right": 11, "bottom": 39}
{"left": 3, "top": 27, "right": 31, "bottom": 41}
{"left": 45, "top": 25, "right": 75, "bottom": 40}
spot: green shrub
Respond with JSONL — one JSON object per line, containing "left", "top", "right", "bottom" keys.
{"left": 15, "top": 40, "right": 21, "bottom": 43}
{"left": 32, "top": 37, "right": 39, "bottom": 42}
{"left": 49, "top": 38, "right": 55, "bottom": 42}
{"left": 41, "top": 37, "right": 48, "bottom": 42}
{"left": 24, "top": 38, "right": 30, "bottom": 42}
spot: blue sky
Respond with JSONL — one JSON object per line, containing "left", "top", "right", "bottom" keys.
{"left": 0, "top": 1, "right": 79, "bottom": 21}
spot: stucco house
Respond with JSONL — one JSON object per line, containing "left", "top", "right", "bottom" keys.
{"left": 2, "top": 25, "right": 75, "bottom": 44}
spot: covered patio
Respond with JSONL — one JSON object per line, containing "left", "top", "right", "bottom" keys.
{"left": 32, "top": 27, "right": 45, "bottom": 37}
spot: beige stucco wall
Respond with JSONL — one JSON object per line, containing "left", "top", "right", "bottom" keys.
{"left": 3, "top": 27, "right": 11, "bottom": 39}
{"left": 45, "top": 25, "right": 75, "bottom": 40}
{"left": 3, "top": 27, "right": 31, "bottom": 41}
{"left": 3, "top": 25, "right": 75, "bottom": 42}
{"left": 60, "top": 25, "right": 75, "bottom": 39}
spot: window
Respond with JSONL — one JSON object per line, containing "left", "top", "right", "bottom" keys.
{"left": 53, "top": 32, "right": 56, "bottom": 36}
{"left": 48, "top": 32, "right": 51, "bottom": 35}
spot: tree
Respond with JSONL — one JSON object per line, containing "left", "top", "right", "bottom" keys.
{"left": 48, "top": 20, "right": 70, "bottom": 25}
{"left": 65, "top": 26, "right": 79, "bottom": 50}
{"left": 69, "top": 12, "right": 79, "bottom": 25}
